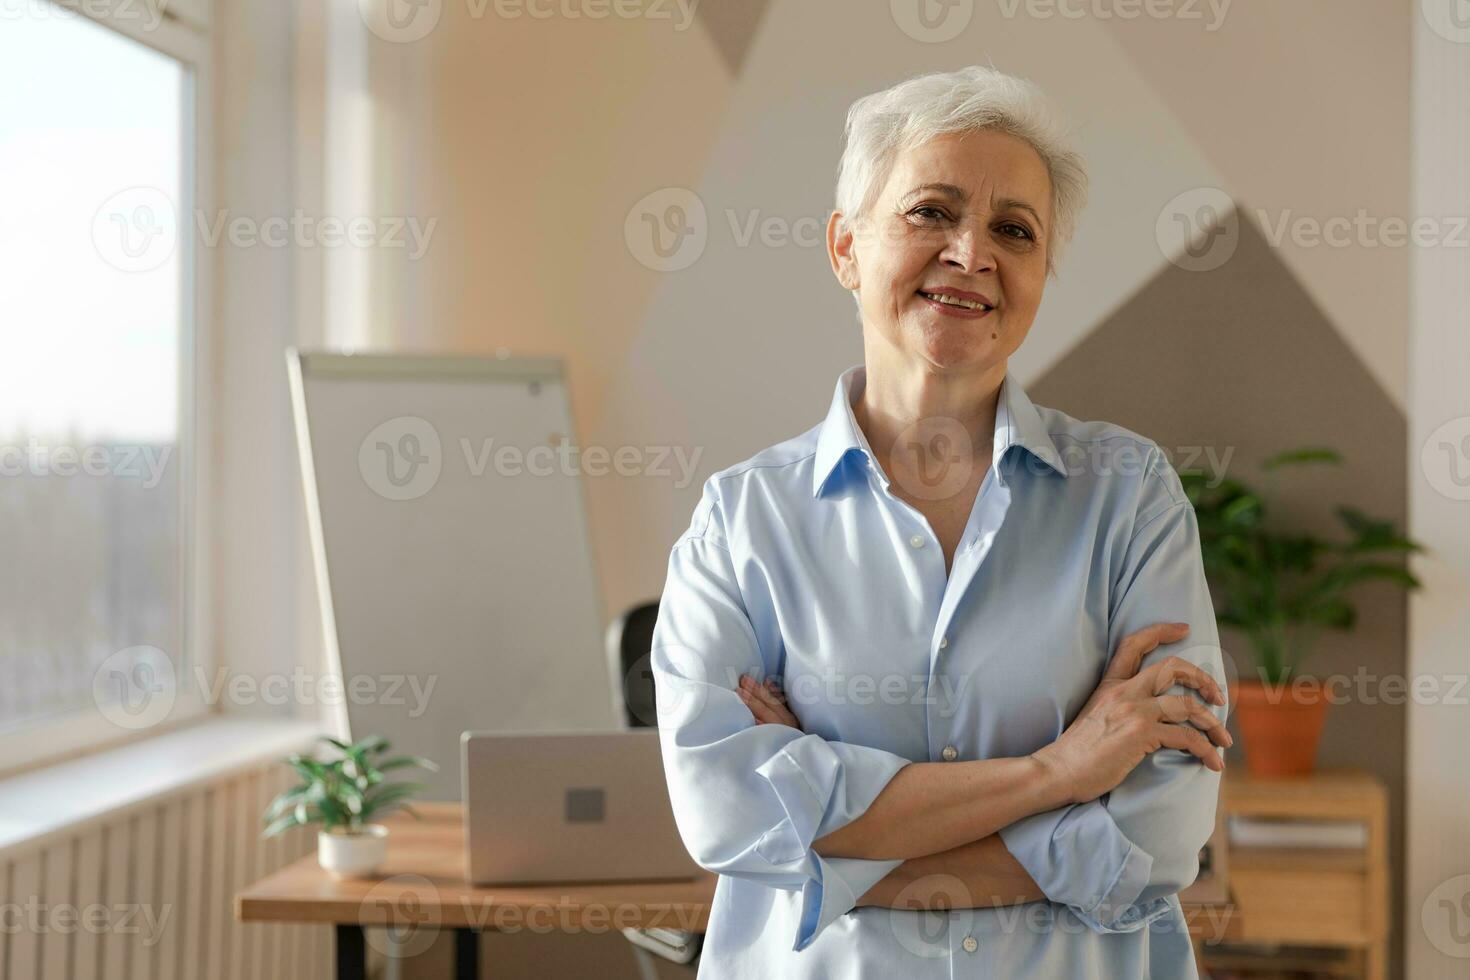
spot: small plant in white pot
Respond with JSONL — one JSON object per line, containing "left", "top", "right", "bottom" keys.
{"left": 262, "top": 735, "right": 438, "bottom": 879}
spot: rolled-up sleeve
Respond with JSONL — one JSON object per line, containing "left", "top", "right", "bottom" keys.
{"left": 651, "top": 483, "right": 913, "bottom": 951}
{"left": 998, "top": 451, "right": 1226, "bottom": 933}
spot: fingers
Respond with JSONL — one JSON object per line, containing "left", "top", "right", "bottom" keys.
{"left": 738, "top": 674, "right": 797, "bottom": 727}
{"left": 736, "top": 675, "right": 779, "bottom": 722}
{"left": 738, "top": 688, "right": 781, "bottom": 724}
{"left": 1153, "top": 693, "right": 1234, "bottom": 749}
{"left": 1142, "top": 657, "right": 1226, "bottom": 706}
{"left": 1153, "top": 720, "right": 1225, "bottom": 772}
{"left": 1103, "top": 622, "right": 1190, "bottom": 681}
{"left": 740, "top": 673, "right": 783, "bottom": 709}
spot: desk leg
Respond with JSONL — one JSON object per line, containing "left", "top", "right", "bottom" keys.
{"left": 335, "top": 924, "right": 367, "bottom": 980}
{"left": 454, "top": 928, "right": 480, "bottom": 980}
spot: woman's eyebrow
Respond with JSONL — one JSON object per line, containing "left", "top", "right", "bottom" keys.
{"left": 899, "top": 184, "right": 1045, "bottom": 228}
{"left": 997, "top": 197, "right": 1045, "bottom": 229}
{"left": 898, "top": 182, "right": 969, "bottom": 207}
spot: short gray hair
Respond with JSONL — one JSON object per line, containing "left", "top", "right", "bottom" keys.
{"left": 834, "top": 65, "right": 1089, "bottom": 279}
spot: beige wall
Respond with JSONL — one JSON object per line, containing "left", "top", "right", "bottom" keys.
{"left": 359, "top": 0, "right": 1411, "bottom": 620}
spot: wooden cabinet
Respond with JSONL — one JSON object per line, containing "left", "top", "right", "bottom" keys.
{"left": 1202, "top": 769, "right": 1390, "bottom": 979}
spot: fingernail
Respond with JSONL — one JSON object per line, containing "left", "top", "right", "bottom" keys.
{"left": 1172, "top": 622, "right": 1189, "bottom": 629}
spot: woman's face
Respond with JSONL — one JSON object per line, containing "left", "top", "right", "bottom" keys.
{"left": 829, "top": 129, "right": 1054, "bottom": 375}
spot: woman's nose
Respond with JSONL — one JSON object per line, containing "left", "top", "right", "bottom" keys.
{"left": 941, "top": 227, "right": 997, "bottom": 275}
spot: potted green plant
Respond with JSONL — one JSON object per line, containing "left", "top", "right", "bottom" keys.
{"left": 262, "top": 734, "right": 438, "bottom": 878}
{"left": 1179, "top": 448, "right": 1423, "bottom": 777}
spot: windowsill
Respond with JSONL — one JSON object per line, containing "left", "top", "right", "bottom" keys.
{"left": 0, "top": 715, "right": 323, "bottom": 860}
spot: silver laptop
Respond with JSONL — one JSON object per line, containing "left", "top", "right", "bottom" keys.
{"left": 461, "top": 729, "right": 703, "bottom": 885}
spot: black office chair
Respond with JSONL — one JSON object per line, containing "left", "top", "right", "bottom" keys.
{"left": 608, "top": 601, "right": 662, "bottom": 729}
{"left": 606, "top": 601, "right": 704, "bottom": 973}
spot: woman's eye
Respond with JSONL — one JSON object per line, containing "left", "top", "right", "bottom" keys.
{"left": 999, "top": 223, "right": 1034, "bottom": 241}
{"left": 909, "top": 206, "right": 948, "bottom": 222}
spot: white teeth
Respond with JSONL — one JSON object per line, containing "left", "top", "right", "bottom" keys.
{"left": 921, "top": 291, "right": 991, "bottom": 311}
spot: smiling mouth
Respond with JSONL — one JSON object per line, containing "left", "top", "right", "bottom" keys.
{"left": 917, "top": 290, "right": 995, "bottom": 313}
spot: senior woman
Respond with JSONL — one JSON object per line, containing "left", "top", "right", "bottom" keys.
{"left": 649, "top": 65, "right": 1231, "bottom": 979}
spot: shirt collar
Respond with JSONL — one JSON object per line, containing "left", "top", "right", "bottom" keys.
{"left": 811, "top": 363, "right": 1068, "bottom": 498}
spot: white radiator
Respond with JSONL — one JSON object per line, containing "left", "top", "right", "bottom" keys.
{"left": 0, "top": 761, "right": 331, "bottom": 980}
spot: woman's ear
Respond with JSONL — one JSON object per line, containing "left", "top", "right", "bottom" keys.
{"left": 827, "top": 210, "right": 860, "bottom": 292}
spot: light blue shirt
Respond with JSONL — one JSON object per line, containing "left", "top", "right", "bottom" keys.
{"left": 651, "top": 363, "right": 1225, "bottom": 978}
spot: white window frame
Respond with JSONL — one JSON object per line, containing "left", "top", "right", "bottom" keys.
{"left": 0, "top": 1, "right": 216, "bottom": 776}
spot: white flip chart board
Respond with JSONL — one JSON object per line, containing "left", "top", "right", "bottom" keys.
{"left": 288, "top": 352, "right": 621, "bottom": 800}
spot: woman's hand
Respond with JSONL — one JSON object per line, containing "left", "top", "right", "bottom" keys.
{"left": 737, "top": 673, "right": 802, "bottom": 730}
{"left": 1032, "top": 622, "right": 1232, "bottom": 806}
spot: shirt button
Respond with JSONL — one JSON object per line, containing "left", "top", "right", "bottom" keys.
{"left": 939, "top": 635, "right": 949, "bottom": 649}
{"left": 941, "top": 745, "right": 958, "bottom": 761}
{"left": 962, "top": 936, "right": 978, "bottom": 953}
{"left": 908, "top": 534, "right": 925, "bottom": 549}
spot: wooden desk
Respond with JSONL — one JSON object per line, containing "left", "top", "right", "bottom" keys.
{"left": 237, "top": 802, "right": 1241, "bottom": 978}
{"left": 235, "top": 803, "right": 715, "bottom": 980}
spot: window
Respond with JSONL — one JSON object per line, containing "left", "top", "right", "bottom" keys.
{"left": 0, "top": 0, "right": 206, "bottom": 764}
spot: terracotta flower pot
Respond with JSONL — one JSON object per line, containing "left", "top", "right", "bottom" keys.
{"left": 1228, "top": 678, "right": 1330, "bottom": 778}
